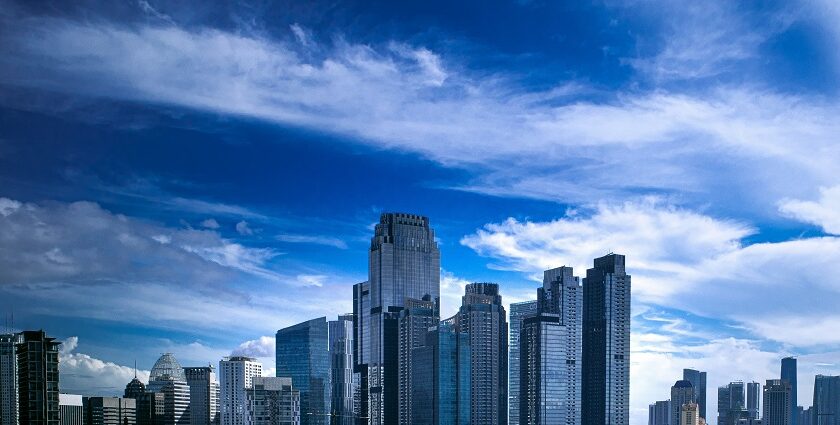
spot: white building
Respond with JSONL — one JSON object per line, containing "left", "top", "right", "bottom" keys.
{"left": 0, "top": 333, "right": 22, "bottom": 425}
{"left": 220, "top": 357, "right": 262, "bottom": 425}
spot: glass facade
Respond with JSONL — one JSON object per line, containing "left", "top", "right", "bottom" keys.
{"left": 782, "top": 358, "right": 798, "bottom": 425}
{"left": 329, "top": 315, "right": 356, "bottom": 425}
{"left": 246, "top": 377, "right": 301, "bottom": 425}
{"left": 410, "top": 321, "right": 470, "bottom": 425}
{"left": 184, "top": 366, "right": 220, "bottom": 425}
{"left": 148, "top": 353, "right": 191, "bottom": 425}
{"left": 520, "top": 314, "right": 566, "bottom": 425}
{"left": 670, "top": 380, "right": 696, "bottom": 425}
{"left": 812, "top": 375, "right": 840, "bottom": 425}
{"left": 276, "top": 317, "right": 331, "bottom": 425}
{"left": 509, "top": 301, "right": 537, "bottom": 425}
{"left": 398, "top": 296, "right": 439, "bottom": 425}
{"left": 683, "top": 369, "right": 708, "bottom": 420}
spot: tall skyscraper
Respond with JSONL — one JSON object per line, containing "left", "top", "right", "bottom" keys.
{"left": 59, "top": 394, "right": 84, "bottom": 425}
{"left": 509, "top": 300, "right": 537, "bottom": 425}
{"left": 648, "top": 401, "right": 670, "bottom": 425}
{"left": 329, "top": 314, "right": 356, "bottom": 425}
{"left": 276, "top": 318, "right": 331, "bottom": 425}
{"left": 520, "top": 267, "right": 582, "bottom": 425}
{"left": 671, "top": 380, "right": 697, "bottom": 425}
{"left": 147, "top": 353, "right": 191, "bottom": 425}
{"left": 245, "top": 377, "right": 301, "bottom": 425}
{"left": 409, "top": 320, "right": 470, "bottom": 425}
{"left": 582, "top": 254, "right": 631, "bottom": 425}
{"left": 352, "top": 281, "right": 371, "bottom": 425}
{"left": 83, "top": 396, "right": 137, "bottom": 425}
{"left": 763, "top": 379, "right": 792, "bottom": 425}
{"left": 747, "top": 382, "right": 761, "bottom": 420}
{"left": 800, "top": 406, "right": 814, "bottom": 425}
{"left": 0, "top": 333, "right": 22, "bottom": 425}
{"left": 683, "top": 369, "right": 707, "bottom": 420}
{"left": 782, "top": 358, "right": 798, "bottom": 425}
{"left": 680, "top": 403, "right": 700, "bottom": 425}
{"left": 184, "top": 366, "right": 220, "bottom": 425}
{"left": 124, "top": 373, "right": 164, "bottom": 425}
{"left": 17, "top": 330, "right": 61, "bottom": 425}
{"left": 458, "top": 282, "right": 508, "bottom": 425}
{"left": 356, "top": 212, "right": 440, "bottom": 425}
{"left": 812, "top": 375, "right": 840, "bottom": 425}
{"left": 219, "top": 356, "right": 262, "bottom": 425}
{"left": 719, "top": 382, "right": 749, "bottom": 425}
{"left": 398, "top": 296, "right": 438, "bottom": 425}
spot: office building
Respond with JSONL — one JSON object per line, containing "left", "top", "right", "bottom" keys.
{"left": 398, "top": 297, "right": 438, "bottom": 425}
{"left": 1, "top": 333, "right": 22, "bottom": 425}
{"left": 245, "top": 377, "right": 300, "bottom": 425}
{"left": 17, "top": 330, "right": 61, "bottom": 425}
{"left": 147, "top": 353, "right": 191, "bottom": 425}
{"left": 410, "top": 320, "right": 470, "bottom": 425}
{"left": 59, "top": 394, "right": 84, "bottom": 425}
{"left": 276, "top": 318, "right": 330, "bottom": 425}
{"left": 220, "top": 356, "right": 262, "bottom": 425}
{"left": 356, "top": 213, "right": 440, "bottom": 425}
{"left": 782, "top": 358, "right": 798, "bottom": 425}
{"left": 509, "top": 300, "right": 538, "bottom": 425}
{"left": 582, "top": 254, "right": 631, "bottom": 425}
{"left": 799, "top": 406, "right": 814, "bottom": 425}
{"left": 748, "top": 382, "right": 761, "bottom": 420}
{"left": 720, "top": 382, "right": 750, "bottom": 425}
{"left": 329, "top": 315, "right": 356, "bottom": 425}
{"left": 681, "top": 403, "right": 700, "bottom": 425}
{"left": 124, "top": 372, "right": 165, "bottom": 425}
{"left": 763, "top": 380, "right": 792, "bottom": 425}
{"left": 352, "top": 282, "right": 371, "bottom": 425}
{"left": 683, "top": 369, "right": 707, "bottom": 420}
{"left": 812, "top": 375, "right": 840, "bottom": 425}
{"left": 458, "top": 282, "right": 508, "bottom": 425}
{"left": 649, "top": 400, "right": 670, "bottom": 425}
{"left": 671, "top": 380, "right": 696, "bottom": 425}
{"left": 83, "top": 397, "right": 136, "bottom": 425}
{"left": 184, "top": 366, "right": 220, "bottom": 425}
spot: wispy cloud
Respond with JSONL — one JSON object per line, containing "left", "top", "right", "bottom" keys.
{"left": 275, "top": 233, "right": 348, "bottom": 249}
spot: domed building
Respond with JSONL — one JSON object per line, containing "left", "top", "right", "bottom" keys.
{"left": 124, "top": 375, "right": 146, "bottom": 399}
{"left": 150, "top": 352, "right": 187, "bottom": 382}
{"left": 147, "top": 353, "right": 191, "bottom": 425}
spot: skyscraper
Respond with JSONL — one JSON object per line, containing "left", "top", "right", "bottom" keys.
{"left": 747, "top": 382, "right": 761, "bottom": 420}
{"left": 800, "top": 406, "right": 814, "bottom": 425}
{"left": 83, "top": 396, "right": 137, "bottom": 425}
{"left": 671, "top": 380, "right": 697, "bottom": 425}
{"left": 219, "top": 356, "right": 262, "bottom": 425}
{"left": 648, "top": 401, "right": 670, "bottom": 425}
{"left": 509, "top": 300, "right": 538, "bottom": 425}
{"left": 582, "top": 254, "right": 631, "bottom": 425}
{"left": 0, "top": 333, "right": 22, "bottom": 425}
{"left": 124, "top": 373, "right": 164, "bottom": 425}
{"left": 356, "top": 212, "right": 440, "bottom": 425}
{"left": 409, "top": 320, "right": 470, "bottom": 425}
{"left": 782, "top": 358, "right": 797, "bottom": 425}
{"left": 812, "top": 375, "right": 840, "bottom": 425}
{"left": 458, "top": 282, "right": 508, "bottom": 425}
{"left": 398, "top": 296, "right": 439, "bottom": 425}
{"left": 683, "top": 369, "right": 707, "bottom": 420}
{"left": 763, "top": 379, "right": 792, "bottom": 425}
{"left": 719, "top": 382, "right": 749, "bottom": 425}
{"left": 184, "top": 366, "right": 220, "bottom": 425}
{"left": 59, "top": 394, "right": 83, "bottom": 425}
{"left": 680, "top": 403, "right": 700, "bottom": 425}
{"left": 352, "top": 282, "right": 371, "bottom": 425}
{"left": 17, "top": 330, "right": 61, "bottom": 425}
{"left": 147, "top": 353, "right": 191, "bottom": 425}
{"left": 276, "top": 318, "right": 331, "bottom": 425}
{"left": 329, "top": 314, "right": 356, "bottom": 425}
{"left": 245, "top": 377, "right": 301, "bottom": 425}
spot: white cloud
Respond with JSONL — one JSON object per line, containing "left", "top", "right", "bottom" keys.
{"left": 236, "top": 220, "right": 254, "bottom": 235}
{"left": 275, "top": 233, "right": 348, "bottom": 249}
{"left": 232, "top": 336, "right": 275, "bottom": 358}
{"left": 0, "top": 198, "right": 21, "bottom": 217}
{"left": 201, "top": 218, "right": 220, "bottom": 229}
{"left": 59, "top": 336, "right": 151, "bottom": 396}
{"left": 779, "top": 185, "right": 840, "bottom": 235}
{"left": 296, "top": 274, "right": 326, "bottom": 287}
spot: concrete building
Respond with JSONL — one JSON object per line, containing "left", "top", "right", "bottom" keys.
{"left": 508, "top": 300, "right": 538, "bottom": 425}
{"left": 83, "top": 397, "right": 136, "bottom": 425}
{"left": 763, "top": 380, "right": 792, "bottom": 425}
{"left": 680, "top": 403, "right": 700, "bottom": 425}
{"left": 220, "top": 356, "right": 262, "bottom": 425}
{"left": 17, "top": 330, "right": 61, "bottom": 425}
{"left": 184, "top": 366, "right": 220, "bottom": 425}
{"left": 59, "top": 394, "right": 84, "bottom": 425}
{"left": 0, "top": 333, "right": 22, "bottom": 425}
{"left": 246, "top": 377, "right": 300, "bottom": 425}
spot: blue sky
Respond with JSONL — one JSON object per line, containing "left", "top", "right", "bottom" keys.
{"left": 2, "top": 0, "right": 840, "bottom": 423}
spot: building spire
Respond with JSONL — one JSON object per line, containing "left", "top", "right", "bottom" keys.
{"left": 134, "top": 359, "right": 137, "bottom": 379}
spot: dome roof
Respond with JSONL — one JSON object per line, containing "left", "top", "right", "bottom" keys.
{"left": 150, "top": 353, "right": 186, "bottom": 382}
{"left": 124, "top": 377, "right": 146, "bottom": 398}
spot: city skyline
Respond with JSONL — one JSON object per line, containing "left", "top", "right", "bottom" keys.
{"left": 2, "top": 0, "right": 840, "bottom": 425}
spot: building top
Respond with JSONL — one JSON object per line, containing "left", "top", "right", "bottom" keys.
{"left": 59, "top": 394, "right": 84, "bottom": 406}
{"left": 150, "top": 353, "right": 186, "bottom": 382}
{"left": 673, "top": 380, "right": 694, "bottom": 389}
{"left": 223, "top": 356, "right": 259, "bottom": 363}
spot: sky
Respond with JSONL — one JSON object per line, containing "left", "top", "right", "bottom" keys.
{"left": 1, "top": 0, "right": 840, "bottom": 423}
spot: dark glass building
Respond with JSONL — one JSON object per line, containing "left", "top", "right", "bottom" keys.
{"left": 508, "top": 300, "right": 538, "bottom": 425}
{"left": 398, "top": 296, "right": 439, "bottom": 425}
{"left": 410, "top": 320, "right": 470, "bottom": 425}
{"left": 17, "top": 330, "right": 61, "bottom": 425}
{"left": 719, "top": 382, "right": 749, "bottom": 425}
{"left": 648, "top": 401, "right": 670, "bottom": 425}
{"left": 83, "top": 396, "right": 137, "bottom": 425}
{"left": 683, "top": 369, "right": 708, "bottom": 420}
{"left": 582, "top": 254, "right": 631, "bottom": 425}
{"left": 747, "top": 382, "right": 761, "bottom": 420}
{"left": 671, "top": 380, "right": 696, "bottom": 425}
{"left": 812, "top": 375, "right": 840, "bottom": 425}
{"left": 276, "top": 317, "right": 331, "bottom": 425}
{"left": 764, "top": 379, "right": 792, "bottom": 425}
{"left": 329, "top": 314, "right": 356, "bottom": 425}
{"left": 782, "top": 358, "right": 798, "bottom": 425}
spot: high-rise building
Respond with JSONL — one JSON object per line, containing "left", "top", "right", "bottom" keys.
{"left": 680, "top": 403, "right": 700, "bottom": 425}
{"left": 812, "top": 375, "right": 840, "bottom": 425}
{"left": 582, "top": 254, "right": 631, "bottom": 425}
{"left": 59, "top": 394, "right": 84, "bottom": 425}
{"left": 458, "top": 282, "right": 508, "bottom": 425}
{"left": 17, "top": 330, "right": 61, "bottom": 425}
{"left": 83, "top": 397, "right": 137, "bottom": 425}
{"left": 763, "top": 380, "right": 792, "bottom": 425}
{"left": 671, "top": 380, "right": 696, "bottom": 425}
{"left": 720, "top": 382, "right": 750, "bottom": 425}
{"left": 409, "top": 320, "right": 470, "bottom": 425}
{"left": 1, "top": 333, "right": 22, "bottom": 425}
{"left": 683, "top": 369, "right": 707, "bottom": 420}
{"left": 329, "top": 315, "right": 356, "bottom": 425}
{"left": 147, "top": 353, "right": 191, "bottom": 425}
{"left": 357, "top": 213, "right": 440, "bottom": 425}
{"left": 509, "top": 300, "right": 537, "bottom": 425}
{"left": 184, "top": 366, "right": 220, "bottom": 425}
{"left": 649, "top": 400, "right": 670, "bottom": 425}
{"left": 245, "top": 377, "right": 301, "bottom": 425}
{"left": 520, "top": 266, "right": 582, "bottom": 425}
{"left": 747, "top": 382, "right": 761, "bottom": 420}
{"left": 782, "top": 358, "right": 798, "bottom": 425}
{"left": 276, "top": 318, "right": 331, "bottom": 425}
{"left": 352, "top": 282, "right": 371, "bottom": 425}
{"left": 799, "top": 406, "right": 814, "bottom": 425}
{"left": 124, "top": 372, "right": 164, "bottom": 425}
{"left": 398, "top": 297, "right": 438, "bottom": 425}
{"left": 220, "top": 356, "right": 262, "bottom": 425}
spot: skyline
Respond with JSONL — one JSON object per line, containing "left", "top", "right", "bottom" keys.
{"left": 2, "top": 1, "right": 840, "bottom": 425}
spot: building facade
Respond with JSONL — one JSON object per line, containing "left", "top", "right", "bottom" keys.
{"left": 276, "top": 318, "right": 330, "bottom": 425}
{"left": 398, "top": 297, "right": 438, "bottom": 425}
{"left": 683, "top": 369, "right": 707, "bottom": 420}
{"left": 781, "top": 358, "right": 797, "bottom": 425}
{"left": 763, "top": 380, "right": 791, "bottom": 425}
{"left": 812, "top": 375, "right": 840, "bottom": 425}
{"left": 83, "top": 397, "right": 137, "bottom": 425}
{"left": 719, "top": 382, "right": 750, "bottom": 425}
{"left": 329, "top": 315, "right": 356, "bottom": 425}
{"left": 0, "top": 333, "right": 22, "bottom": 425}
{"left": 409, "top": 320, "right": 470, "bottom": 425}
{"left": 671, "top": 380, "right": 697, "bottom": 425}
{"left": 680, "top": 403, "right": 700, "bottom": 425}
{"left": 747, "top": 382, "right": 761, "bottom": 420}
{"left": 582, "top": 254, "right": 631, "bottom": 425}
{"left": 17, "top": 330, "right": 61, "bottom": 425}
{"left": 184, "top": 366, "right": 220, "bottom": 425}
{"left": 220, "top": 357, "right": 262, "bottom": 425}
{"left": 508, "top": 301, "right": 538, "bottom": 425}
{"left": 246, "top": 377, "right": 300, "bottom": 425}
{"left": 649, "top": 401, "right": 670, "bottom": 425}
{"left": 59, "top": 394, "right": 84, "bottom": 425}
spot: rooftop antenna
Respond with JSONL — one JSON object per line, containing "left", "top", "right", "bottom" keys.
{"left": 134, "top": 360, "right": 137, "bottom": 379}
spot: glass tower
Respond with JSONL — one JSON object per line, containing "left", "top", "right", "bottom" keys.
{"left": 329, "top": 315, "right": 356, "bottom": 425}
{"left": 747, "top": 382, "right": 761, "bottom": 420}
{"left": 147, "top": 353, "right": 191, "bottom": 425}
{"left": 670, "top": 380, "right": 696, "bottom": 425}
{"left": 683, "top": 369, "right": 707, "bottom": 420}
{"left": 582, "top": 254, "right": 631, "bottom": 425}
{"left": 509, "top": 301, "right": 538, "bottom": 425}
{"left": 410, "top": 320, "right": 470, "bottom": 425}
{"left": 782, "top": 358, "right": 798, "bottom": 425}
{"left": 812, "top": 375, "right": 840, "bottom": 425}
{"left": 398, "top": 296, "right": 439, "bottom": 425}
{"left": 276, "top": 317, "right": 331, "bottom": 425}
